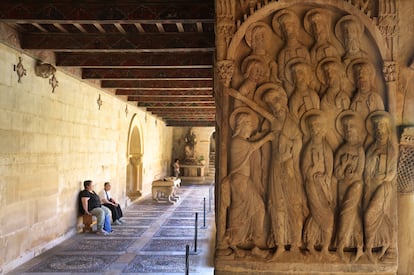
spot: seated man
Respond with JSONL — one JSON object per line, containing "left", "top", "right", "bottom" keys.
{"left": 99, "top": 182, "right": 124, "bottom": 225}
{"left": 79, "top": 180, "right": 112, "bottom": 235}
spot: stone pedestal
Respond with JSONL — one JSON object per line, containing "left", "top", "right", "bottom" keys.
{"left": 180, "top": 164, "right": 205, "bottom": 182}
{"left": 215, "top": 258, "right": 397, "bottom": 275}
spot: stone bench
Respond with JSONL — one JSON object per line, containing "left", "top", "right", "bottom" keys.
{"left": 152, "top": 177, "right": 181, "bottom": 204}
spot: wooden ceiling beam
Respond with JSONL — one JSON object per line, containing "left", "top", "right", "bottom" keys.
{"left": 56, "top": 52, "right": 213, "bottom": 67}
{"left": 139, "top": 102, "right": 215, "bottom": 107}
{"left": 128, "top": 96, "right": 214, "bottom": 102}
{"left": 165, "top": 120, "right": 215, "bottom": 127}
{"left": 21, "top": 32, "right": 214, "bottom": 51}
{"left": 82, "top": 68, "right": 213, "bottom": 79}
{"left": 116, "top": 90, "right": 212, "bottom": 96}
{"left": 102, "top": 80, "right": 212, "bottom": 89}
{"left": 147, "top": 106, "right": 216, "bottom": 112}
{"left": 0, "top": 2, "right": 214, "bottom": 22}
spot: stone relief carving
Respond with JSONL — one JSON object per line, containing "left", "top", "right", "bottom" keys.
{"left": 335, "top": 15, "right": 368, "bottom": 66}
{"left": 225, "top": 107, "right": 273, "bottom": 257}
{"left": 334, "top": 110, "right": 365, "bottom": 263}
{"left": 272, "top": 9, "right": 311, "bottom": 96}
{"left": 288, "top": 61, "right": 320, "bottom": 124}
{"left": 304, "top": 8, "right": 343, "bottom": 68}
{"left": 349, "top": 61, "right": 385, "bottom": 121}
{"left": 300, "top": 109, "right": 335, "bottom": 257}
{"left": 215, "top": 2, "right": 398, "bottom": 269}
{"left": 363, "top": 111, "right": 397, "bottom": 262}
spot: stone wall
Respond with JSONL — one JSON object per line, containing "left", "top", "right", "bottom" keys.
{"left": 0, "top": 42, "right": 172, "bottom": 273}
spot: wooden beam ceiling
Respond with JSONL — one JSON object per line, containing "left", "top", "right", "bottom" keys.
{"left": 0, "top": 0, "right": 215, "bottom": 126}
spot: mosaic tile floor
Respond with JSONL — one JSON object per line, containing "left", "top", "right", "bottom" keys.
{"left": 7, "top": 183, "right": 215, "bottom": 275}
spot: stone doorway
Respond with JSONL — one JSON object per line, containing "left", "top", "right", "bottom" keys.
{"left": 126, "top": 115, "right": 143, "bottom": 201}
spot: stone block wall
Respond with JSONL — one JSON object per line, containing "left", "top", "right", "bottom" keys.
{"left": 0, "top": 42, "right": 172, "bottom": 273}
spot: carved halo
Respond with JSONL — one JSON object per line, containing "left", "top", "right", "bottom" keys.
{"left": 284, "top": 57, "right": 311, "bottom": 85}
{"left": 303, "top": 8, "right": 331, "bottom": 36}
{"left": 254, "top": 82, "right": 288, "bottom": 111}
{"left": 365, "top": 110, "right": 393, "bottom": 137}
{"left": 345, "top": 57, "right": 373, "bottom": 85}
{"left": 240, "top": 54, "right": 269, "bottom": 77}
{"left": 335, "top": 109, "right": 365, "bottom": 138}
{"left": 271, "top": 8, "right": 300, "bottom": 39}
{"left": 300, "top": 109, "right": 325, "bottom": 138}
{"left": 245, "top": 21, "right": 272, "bottom": 49}
{"left": 316, "top": 57, "right": 343, "bottom": 85}
{"left": 334, "top": 15, "right": 364, "bottom": 46}
{"left": 253, "top": 82, "right": 286, "bottom": 109}
{"left": 229, "top": 107, "right": 259, "bottom": 132}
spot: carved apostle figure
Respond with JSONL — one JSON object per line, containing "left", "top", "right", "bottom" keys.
{"left": 335, "top": 15, "right": 368, "bottom": 66}
{"left": 304, "top": 9, "right": 342, "bottom": 67}
{"left": 262, "top": 86, "right": 308, "bottom": 260}
{"left": 363, "top": 111, "right": 397, "bottom": 262}
{"left": 272, "top": 9, "right": 311, "bottom": 96}
{"left": 301, "top": 110, "right": 335, "bottom": 257}
{"left": 349, "top": 61, "right": 385, "bottom": 121}
{"left": 317, "top": 57, "right": 352, "bottom": 150}
{"left": 245, "top": 23, "right": 279, "bottom": 84}
{"left": 334, "top": 111, "right": 365, "bottom": 263}
{"left": 288, "top": 61, "right": 320, "bottom": 124}
{"left": 225, "top": 108, "right": 273, "bottom": 258}
{"left": 235, "top": 57, "right": 268, "bottom": 108}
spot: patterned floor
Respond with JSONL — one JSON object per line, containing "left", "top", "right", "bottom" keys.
{"left": 8, "top": 183, "right": 215, "bottom": 275}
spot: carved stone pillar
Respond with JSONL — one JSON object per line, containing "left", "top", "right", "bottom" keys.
{"left": 215, "top": 60, "right": 234, "bottom": 252}
{"left": 383, "top": 61, "right": 397, "bottom": 116}
{"left": 397, "top": 127, "right": 414, "bottom": 275}
{"left": 127, "top": 154, "right": 142, "bottom": 198}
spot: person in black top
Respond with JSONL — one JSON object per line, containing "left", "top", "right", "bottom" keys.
{"left": 79, "top": 180, "right": 111, "bottom": 235}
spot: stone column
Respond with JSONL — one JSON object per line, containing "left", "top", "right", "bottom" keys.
{"left": 397, "top": 127, "right": 414, "bottom": 275}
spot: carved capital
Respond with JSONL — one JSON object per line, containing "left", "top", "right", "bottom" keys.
{"left": 383, "top": 61, "right": 397, "bottom": 82}
{"left": 398, "top": 127, "right": 414, "bottom": 194}
{"left": 217, "top": 19, "right": 235, "bottom": 39}
{"left": 216, "top": 60, "right": 235, "bottom": 87}
{"left": 378, "top": 15, "right": 398, "bottom": 38}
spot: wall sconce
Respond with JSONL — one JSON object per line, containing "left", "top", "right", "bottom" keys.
{"left": 35, "top": 62, "right": 58, "bottom": 93}
{"left": 97, "top": 94, "right": 103, "bottom": 110}
{"left": 13, "top": 56, "right": 27, "bottom": 83}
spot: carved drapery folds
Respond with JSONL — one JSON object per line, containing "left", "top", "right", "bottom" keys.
{"left": 215, "top": 2, "right": 398, "bottom": 271}
{"left": 397, "top": 127, "right": 414, "bottom": 194}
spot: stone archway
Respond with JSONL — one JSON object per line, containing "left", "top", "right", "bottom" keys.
{"left": 126, "top": 114, "right": 143, "bottom": 200}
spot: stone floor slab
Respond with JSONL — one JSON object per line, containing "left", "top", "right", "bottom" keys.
{"left": 27, "top": 255, "right": 118, "bottom": 273}
{"left": 63, "top": 239, "right": 134, "bottom": 252}
{"left": 122, "top": 254, "right": 196, "bottom": 273}
{"left": 142, "top": 239, "right": 194, "bottom": 252}
{"left": 154, "top": 227, "right": 207, "bottom": 238}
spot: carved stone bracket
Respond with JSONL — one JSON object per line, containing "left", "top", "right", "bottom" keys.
{"left": 35, "top": 62, "right": 59, "bottom": 93}
{"left": 383, "top": 61, "right": 397, "bottom": 82}
{"left": 216, "top": 60, "right": 234, "bottom": 88}
{"left": 398, "top": 127, "right": 414, "bottom": 193}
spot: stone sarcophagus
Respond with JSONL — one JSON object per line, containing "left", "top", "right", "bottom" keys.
{"left": 152, "top": 177, "right": 181, "bottom": 204}
{"left": 214, "top": 0, "right": 399, "bottom": 274}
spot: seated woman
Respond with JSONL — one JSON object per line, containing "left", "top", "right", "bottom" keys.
{"left": 79, "top": 180, "right": 112, "bottom": 235}
{"left": 99, "top": 182, "right": 124, "bottom": 225}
